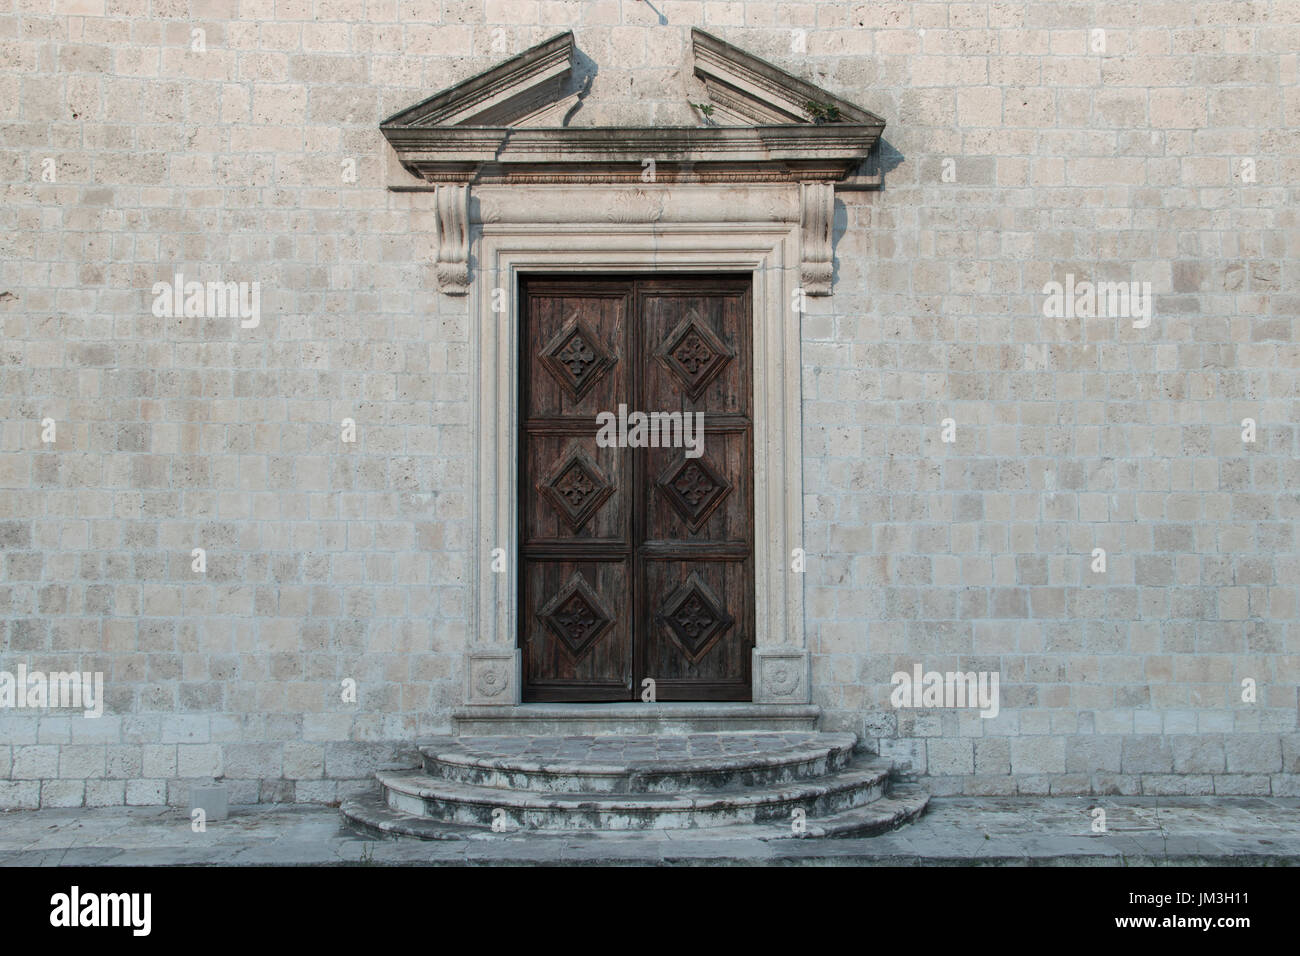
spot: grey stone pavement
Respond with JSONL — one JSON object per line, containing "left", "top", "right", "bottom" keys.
{"left": 3, "top": 795, "right": 1298, "bottom": 865}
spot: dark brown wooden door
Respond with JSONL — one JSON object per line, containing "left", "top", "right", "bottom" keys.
{"left": 520, "top": 275, "right": 754, "bottom": 701}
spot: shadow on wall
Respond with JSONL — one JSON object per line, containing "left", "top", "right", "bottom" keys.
{"left": 874, "top": 138, "right": 905, "bottom": 179}
{"left": 562, "top": 47, "right": 598, "bottom": 127}
{"left": 832, "top": 138, "right": 905, "bottom": 288}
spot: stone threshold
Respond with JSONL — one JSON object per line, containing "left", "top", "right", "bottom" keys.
{"left": 452, "top": 703, "right": 822, "bottom": 735}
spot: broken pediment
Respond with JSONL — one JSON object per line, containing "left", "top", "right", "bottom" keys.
{"left": 380, "top": 28, "right": 885, "bottom": 186}
{"left": 380, "top": 32, "right": 580, "bottom": 133}
{"left": 381, "top": 29, "right": 887, "bottom": 296}
{"left": 690, "top": 30, "right": 882, "bottom": 129}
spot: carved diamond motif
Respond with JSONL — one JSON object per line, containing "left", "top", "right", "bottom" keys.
{"left": 538, "top": 572, "right": 615, "bottom": 662}
{"left": 658, "top": 571, "right": 734, "bottom": 664}
{"left": 655, "top": 453, "right": 732, "bottom": 533}
{"left": 540, "top": 315, "right": 615, "bottom": 401}
{"left": 540, "top": 445, "right": 614, "bottom": 532}
{"left": 655, "top": 309, "right": 734, "bottom": 400}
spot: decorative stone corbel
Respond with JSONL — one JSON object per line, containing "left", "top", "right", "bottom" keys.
{"left": 799, "top": 181, "right": 834, "bottom": 297}
{"left": 435, "top": 183, "right": 470, "bottom": 295}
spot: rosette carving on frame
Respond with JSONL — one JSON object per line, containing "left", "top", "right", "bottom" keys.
{"left": 474, "top": 664, "right": 507, "bottom": 698}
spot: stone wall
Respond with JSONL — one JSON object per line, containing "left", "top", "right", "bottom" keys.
{"left": 0, "top": 0, "right": 1296, "bottom": 805}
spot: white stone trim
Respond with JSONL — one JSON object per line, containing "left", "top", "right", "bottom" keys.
{"left": 468, "top": 185, "right": 808, "bottom": 704}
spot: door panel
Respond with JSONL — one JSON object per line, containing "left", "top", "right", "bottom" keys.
{"left": 523, "top": 559, "right": 631, "bottom": 698}
{"left": 520, "top": 276, "right": 754, "bottom": 702}
{"left": 527, "top": 435, "right": 627, "bottom": 542}
{"left": 641, "top": 560, "right": 751, "bottom": 696}
{"left": 644, "top": 435, "right": 751, "bottom": 542}
{"left": 525, "top": 291, "right": 628, "bottom": 418}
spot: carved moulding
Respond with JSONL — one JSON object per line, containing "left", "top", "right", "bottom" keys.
{"left": 465, "top": 219, "right": 810, "bottom": 707}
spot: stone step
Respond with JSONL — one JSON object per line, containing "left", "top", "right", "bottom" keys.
{"left": 774, "top": 784, "right": 931, "bottom": 839}
{"left": 340, "top": 730, "right": 931, "bottom": 842}
{"left": 418, "top": 732, "right": 858, "bottom": 793}
{"left": 340, "top": 781, "right": 930, "bottom": 843}
{"left": 376, "top": 757, "right": 891, "bottom": 831}
{"left": 341, "top": 794, "right": 486, "bottom": 842}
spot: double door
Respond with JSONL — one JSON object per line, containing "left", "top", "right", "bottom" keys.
{"left": 519, "top": 275, "right": 755, "bottom": 701}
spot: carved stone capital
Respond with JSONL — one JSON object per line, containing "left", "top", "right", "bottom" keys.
{"left": 753, "top": 647, "right": 810, "bottom": 704}
{"left": 799, "top": 181, "right": 834, "bottom": 297}
{"left": 466, "top": 649, "right": 520, "bottom": 705}
{"left": 435, "top": 183, "right": 470, "bottom": 295}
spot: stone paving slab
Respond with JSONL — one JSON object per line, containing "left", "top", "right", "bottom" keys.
{"left": 0, "top": 796, "right": 1297, "bottom": 866}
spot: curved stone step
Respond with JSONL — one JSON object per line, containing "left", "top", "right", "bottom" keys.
{"left": 341, "top": 785, "right": 930, "bottom": 844}
{"left": 767, "top": 784, "right": 931, "bottom": 839}
{"left": 378, "top": 757, "right": 891, "bottom": 831}
{"left": 341, "top": 794, "right": 482, "bottom": 841}
{"left": 418, "top": 732, "right": 858, "bottom": 793}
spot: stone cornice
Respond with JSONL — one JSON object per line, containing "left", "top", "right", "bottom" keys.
{"left": 384, "top": 125, "right": 878, "bottom": 185}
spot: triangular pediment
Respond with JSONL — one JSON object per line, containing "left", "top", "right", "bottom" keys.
{"left": 381, "top": 29, "right": 885, "bottom": 186}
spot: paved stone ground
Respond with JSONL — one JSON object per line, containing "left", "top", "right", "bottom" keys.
{"left": 2, "top": 796, "right": 1297, "bottom": 865}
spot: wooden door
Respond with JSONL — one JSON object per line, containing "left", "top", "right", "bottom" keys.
{"left": 520, "top": 275, "right": 754, "bottom": 701}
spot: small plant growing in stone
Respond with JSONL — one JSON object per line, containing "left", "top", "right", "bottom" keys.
{"left": 804, "top": 100, "right": 841, "bottom": 123}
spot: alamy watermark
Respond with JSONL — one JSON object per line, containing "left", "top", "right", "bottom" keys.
{"left": 0, "top": 665, "right": 104, "bottom": 718}
{"left": 50, "top": 886, "right": 150, "bottom": 936}
{"left": 890, "top": 663, "right": 1000, "bottom": 719}
{"left": 1042, "top": 273, "right": 1151, "bottom": 328}
{"left": 151, "top": 271, "right": 260, "bottom": 328}
{"left": 595, "top": 404, "right": 704, "bottom": 458}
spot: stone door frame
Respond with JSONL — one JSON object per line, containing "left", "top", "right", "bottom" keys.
{"left": 465, "top": 187, "right": 809, "bottom": 707}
